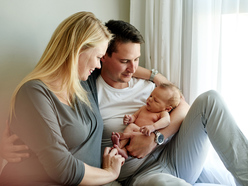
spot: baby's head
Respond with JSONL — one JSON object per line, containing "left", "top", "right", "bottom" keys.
{"left": 146, "top": 83, "right": 181, "bottom": 113}
{"left": 159, "top": 83, "right": 181, "bottom": 109}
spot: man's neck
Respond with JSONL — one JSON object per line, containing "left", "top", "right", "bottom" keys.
{"left": 100, "top": 74, "right": 129, "bottom": 89}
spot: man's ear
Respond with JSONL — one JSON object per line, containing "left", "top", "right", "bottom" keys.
{"left": 101, "top": 54, "right": 107, "bottom": 62}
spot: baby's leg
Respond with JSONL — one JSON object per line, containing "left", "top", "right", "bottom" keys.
{"left": 112, "top": 124, "right": 141, "bottom": 159}
{"left": 110, "top": 132, "right": 129, "bottom": 159}
{"left": 119, "top": 123, "right": 140, "bottom": 149}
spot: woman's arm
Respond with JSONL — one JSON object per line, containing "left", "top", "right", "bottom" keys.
{"left": 80, "top": 147, "right": 124, "bottom": 185}
{"left": 1, "top": 135, "right": 125, "bottom": 186}
{"left": 2, "top": 116, "right": 124, "bottom": 186}
{"left": 7, "top": 81, "right": 124, "bottom": 185}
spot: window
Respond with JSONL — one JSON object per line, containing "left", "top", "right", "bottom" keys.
{"left": 220, "top": 13, "right": 248, "bottom": 138}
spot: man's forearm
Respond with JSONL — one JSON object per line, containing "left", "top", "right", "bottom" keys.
{"left": 133, "top": 66, "right": 152, "bottom": 80}
{"left": 158, "top": 99, "right": 190, "bottom": 139}
{"left": 152, "top": 116, "right": 170, "bottom": 132}
{"left": 134, "top": 66, "right": 170, "bottom": 86}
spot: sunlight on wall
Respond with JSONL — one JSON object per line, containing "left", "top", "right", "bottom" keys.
{"left": 221, "top": 13, "right": 248, "bottom": 138}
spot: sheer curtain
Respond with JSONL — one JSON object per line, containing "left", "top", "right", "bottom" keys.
{"left": 130, "top": 0, "right": 183, "bottom": 88}
{"left": 130, "top": 0, "right": 248, "bottom": 138}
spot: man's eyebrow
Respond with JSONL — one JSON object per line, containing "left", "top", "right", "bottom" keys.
{"left": 119, "top": 55, "right": 141, "bottom": 61}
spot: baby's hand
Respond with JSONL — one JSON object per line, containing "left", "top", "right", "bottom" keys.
{"left": 140, "top": 125, "right": 155, "bottom": 136}
{"left": 123, "top": 114, "right": 132, "bottom": 125}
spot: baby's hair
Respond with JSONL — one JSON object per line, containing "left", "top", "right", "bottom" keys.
{"left": 159, "top": 83, "right": 182, "bottom": 108}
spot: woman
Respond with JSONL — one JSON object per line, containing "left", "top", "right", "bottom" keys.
{"left": 0, "top": 11, "right": 124, "bottom": 185}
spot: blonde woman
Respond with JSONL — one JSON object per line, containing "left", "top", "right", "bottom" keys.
{"left": 0, "top": 12, "right": 124, "bottom": 185}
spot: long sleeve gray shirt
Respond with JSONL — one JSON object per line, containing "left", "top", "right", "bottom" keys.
{"left": 0, "top": 74, "right": 103, "bottom": 185}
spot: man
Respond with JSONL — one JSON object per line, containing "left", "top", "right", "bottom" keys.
{"left": 95, "top": 20, "right": 247, "bottom": 186}
{"left": 1, "top": 20, "right": 247, "bottom": 186}
{"left": 97, "top": 20, "right": 190, "bottom": 185}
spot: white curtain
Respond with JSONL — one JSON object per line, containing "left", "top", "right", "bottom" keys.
{"left": 131, "top": 0, "right": 183, "bottom": 89}
{"left": 130, "top": 0, "right": 248, "bottom": 137}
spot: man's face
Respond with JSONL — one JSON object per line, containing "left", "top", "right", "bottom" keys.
{"left": 101, "top": 42, "right": 140, "bottom": 88}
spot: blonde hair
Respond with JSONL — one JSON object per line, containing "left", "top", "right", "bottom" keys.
{"left": 10, "top": 11, "right": 112, "bottom": 119}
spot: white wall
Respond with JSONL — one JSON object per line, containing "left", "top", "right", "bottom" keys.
{"left": 0, "top": 0, "right": 130, "bottom": 171}
{"left": 130, "top": 0, "right": 146, "bottom": 69}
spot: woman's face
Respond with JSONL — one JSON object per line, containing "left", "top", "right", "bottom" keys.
{"left": 78, "top": 40, "right": 109, "bottom": 80}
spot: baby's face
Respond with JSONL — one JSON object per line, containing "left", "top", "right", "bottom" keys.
{"left": 146, "top": 87, "right": 171, "bottom": 113}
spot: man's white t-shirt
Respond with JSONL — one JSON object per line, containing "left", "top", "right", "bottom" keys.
{"left": 96, "top": 75, "right": 155, "bottom": 180}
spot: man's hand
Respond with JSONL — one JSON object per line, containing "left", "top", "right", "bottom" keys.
{"left": 120, "top": 132, "right": 157, "bottom": 159}
{"left": 0, "top": 123, "right": 29, "bottom": 162}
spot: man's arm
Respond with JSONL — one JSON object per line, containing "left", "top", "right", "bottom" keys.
{"left": 134, "top": 66, "right": 190, "bottom": 138}
{"left": 0, "top": 124, "right": 29, "bottom": 162}
{"left": 159, "top": 98, "right": 190, "bottom": 140}
{"left": 123, "top": 66, "right": 190, "bottom": 158}
{"left": 134, "top": 66, "right": 171, "bottom": 86}
{"left": 122, "top": 98, "right": 189, "bottom": 158}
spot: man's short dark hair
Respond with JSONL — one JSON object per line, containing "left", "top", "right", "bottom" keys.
{"left": 105, "top": 20, "right": 144, "bottom": 57}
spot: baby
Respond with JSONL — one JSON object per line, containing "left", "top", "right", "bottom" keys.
{"left": 112, "top": 83, "right": 182, "bottom": 159}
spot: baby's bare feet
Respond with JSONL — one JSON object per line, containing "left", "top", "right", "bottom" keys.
{"left": 114, "top": 144, "right": 128, "bottom": 159}
{"left": 111, "top": 132, "right": 120, "bottom": 146}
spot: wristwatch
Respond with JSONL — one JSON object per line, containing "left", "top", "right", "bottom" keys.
{"left": 153, "top": 130, "right": 164, "bottom": 145}
{"left": 149, "top": 69, "right": 158, "bottom": 82}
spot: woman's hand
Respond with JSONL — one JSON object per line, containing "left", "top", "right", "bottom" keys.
{"left": 102, "top": 147, "right": 125, "bottom": 179}
{"left": 0, "top": 123, "right": 29, "bottom": 162}
{"left": 80, "top": 147, "right": 125, "bottom": 185}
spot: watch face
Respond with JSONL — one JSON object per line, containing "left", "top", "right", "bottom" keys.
{"left": 158, "top": 135, "right": 164, "bottom": 144}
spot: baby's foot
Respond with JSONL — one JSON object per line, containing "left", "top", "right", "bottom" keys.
{"left": 111, "top": 132, "right": 120, "bottom": 146}
{"left": 113, "top": 144, "right": 128, "bottom": 159}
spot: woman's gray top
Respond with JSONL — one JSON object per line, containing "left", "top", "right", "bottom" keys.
{"left": 0, "top": 73, "right": 103, "bottom": 185}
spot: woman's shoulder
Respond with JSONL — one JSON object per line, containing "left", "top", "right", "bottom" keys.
{"left": 22, "top": 80, "right": 46, "bottom": 89}
{"left": 16, "top": 80, "right": 56, "bottom": 107}
{"left": 19, "top": 80, "right": 49, "bottom": 96}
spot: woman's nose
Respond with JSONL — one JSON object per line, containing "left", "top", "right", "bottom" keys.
{"left": 96, "top": 59, "right": 101, "bottom": 69}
